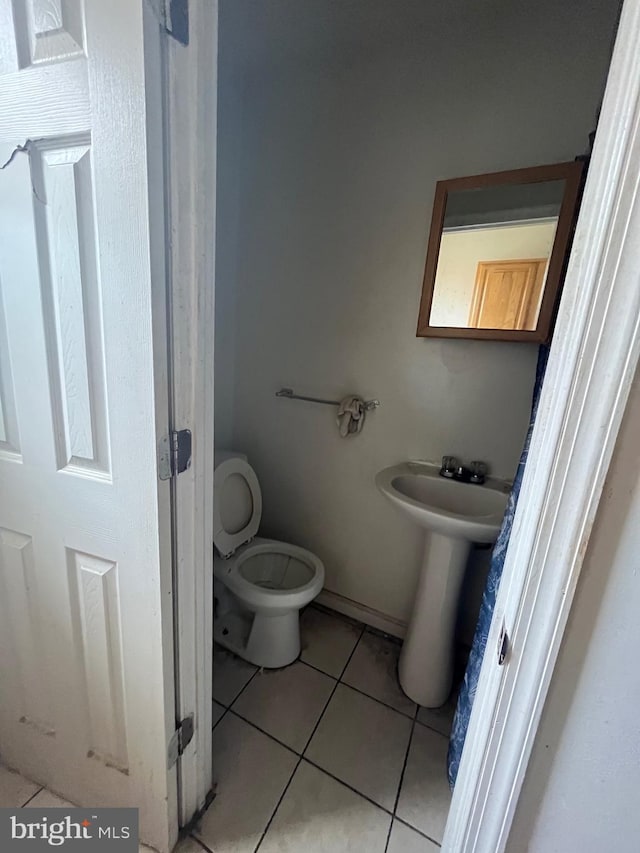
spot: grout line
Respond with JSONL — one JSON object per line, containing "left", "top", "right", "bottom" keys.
{"left": 20, "top": 787, "right": 44, "bottom": 807}
{"left": 303, "top": 623, "right": 415, "bottom": 824}
{"left": 187, "top": 832, "right": 216, "bottom": 853}
{"left": 221, "top": 624, "right": 448, "bottom": 846}
{"left": 253, "top": 623, "right": 366, "bottom": 852}
{"left": 383, "top": 816, "right": 394, "bottom": 853}
{"left": 301, "top": 625, "right": 363, "bottom": 755}
{"left": 392, "top": 718, "right": 416, "bottom": 816}
{"left": 203, "top": 708, "right": 299, "bottom": 853}
{"left": 211, "top": 692, "right": 447, "bottom": 848}
{"left": 295, "top": 658, "right": 339, "bottom": 682}
{"left": 227, "top": 622, "right": 367, "bottom": 757}
{"left": 387, "top": 671, "right": 423, "bottom": 851}
{"left": 253, "top": 757, "right": 303, "bottom": 852}
{"left": 224, "top": 666, "right": 259, "bottom": 710}
{"left": 335, "top": 678, "right": 416, "bottom": 720}
{"left": 393, "top": 814, "right": 443, "bottom": 847}
{"left": 228, "top": 706, "right": 402, "bottom": 822}
{"left": 215, "top": 618, "right": 448, "bottom": 850}
{"left": 413, "top": 715, "right": 452, "bottom": 741}
{"left": 301, "top": 651, "right": 418, "bottom": 720}
{"left": 338, "top": 623, "right": 366, "bottom": 678}
{"left": 227, "top": 709, "right": 299, "bottom": 757}
{"left": 384, "top": 654, "right": 417, "bottom": 853}
{"left": 212, "top": 704, "right": 228, "bottom": 731}
{"left": 219, "top": 651, "right": 422, "bottom": 727}
{"left": 209, "top": 708, "right": 301, "bottom": 853}
{"left": 337, "top": 628, "right": 418, "bottom": 717}
{"left": 302, "top": 756, "right": 395, "bottom": 817}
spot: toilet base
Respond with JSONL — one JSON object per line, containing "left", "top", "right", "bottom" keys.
{"left": 213, "top": 609, "right": 252, "bottom": 658}
{"left": 245, "top": 611, "right": 300, "bottom": 668}
{"left": 214, "top": 590, "right": 301, "bottom": 668}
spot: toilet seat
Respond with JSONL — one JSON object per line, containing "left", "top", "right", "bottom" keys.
{"left": 214, "top": 537, "right": 324, "bottom": 611}
{"left": 213, "top": 457, "right": 262, "bottom": 557}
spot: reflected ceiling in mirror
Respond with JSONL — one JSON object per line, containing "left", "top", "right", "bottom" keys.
{"left": 417, "top": 162, "right": 584, "bottom": 342}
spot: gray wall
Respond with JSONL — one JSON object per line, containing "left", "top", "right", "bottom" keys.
{"left": 215, "top": 0, "right": 618, "bottom": 624}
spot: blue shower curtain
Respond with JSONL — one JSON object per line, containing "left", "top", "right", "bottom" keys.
{"left": 447, "top": 345, "right": 549, "bottom": 788}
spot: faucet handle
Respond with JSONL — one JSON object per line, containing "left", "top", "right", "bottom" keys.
{"left": 440, "top": 455, "right": 458, "bottom": 478}
{"left": 469, "top": 461, "right": 488, "bottom": 484}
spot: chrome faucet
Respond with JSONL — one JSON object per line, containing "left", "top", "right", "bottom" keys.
{"left": 439, "top": 456, "right": 488, "bottom": 484}
{"left": 439, "top": 456, "right": 458, "bottom": 478}
{"left": 454, "top": 464, "right": 471, "bottom": 482}
{"left": 469, "top": 461, "right": 488, "bottom": 484}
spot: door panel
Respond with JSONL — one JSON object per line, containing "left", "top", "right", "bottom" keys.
{"left": 469, "top": 258, "right": 547, "bottom": 330}
{"left": 0, "top": 2, "right": 176, "bottom": 850}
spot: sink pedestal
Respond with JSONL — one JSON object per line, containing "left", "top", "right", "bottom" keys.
{"left": 399, "top": 532, "right": 471, "bottom": 708}
{"left": 376, "top": 461, "right": 507, "bottom": 709}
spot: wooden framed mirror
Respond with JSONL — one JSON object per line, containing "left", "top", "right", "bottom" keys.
{"left": 416, "top": 161, "right": 585, "bottom": 342}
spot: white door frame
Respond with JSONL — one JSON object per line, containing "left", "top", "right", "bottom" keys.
{"left": 160, "top": 0, "right": 217, "bottom": 826}
{"left": 443, "top": 0, "right": 640, "bottom": 849}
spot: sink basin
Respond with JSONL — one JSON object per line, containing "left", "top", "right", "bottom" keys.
{"left": 375, "top": 462, "right": 508, "bottom": 543}
{"left": 375, "top": 461, "right": 510, "bottom": 707}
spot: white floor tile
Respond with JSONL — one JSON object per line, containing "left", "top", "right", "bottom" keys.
{"left": 305, "top": 683, "right": 412, "bottom": 810}
{"left": 300, "top": 607, "right": 362, "bottom": 677}
{"left": 342, "top": 631, "right": 416, "bottom": 717}
{"left": 23, "top": 790, "right": 75, "bottom": 808}
{"left": 170, "top": 839, "right": 205, "bottom": 853}
{"left": 416, "top": 691, "right": 456, "bottom": 737}
{"left": 396, "top": 724, "right": 451, "bottom": 844}
{"left": 387, "top": 819, "right": 440, "bottom": 853}
{"left": 20, "top": 788, "right": 201, "bottom": 853}
{"left": 259, "top": 760, "right": 390, "bottom": 853}
{"left": 213, "top": 643, "right": 257, "bottom": 706}
{"left": 212, "top": 700, "right": 226, "bottom": 728}
{"left": 0, "top": 765, "right": 40, "bottom": 807}
{"left": 232, "top": 661, "right": 334, "bottom": 753}
{"left": 195, "top": 712, "right": 297, "bottom": 853}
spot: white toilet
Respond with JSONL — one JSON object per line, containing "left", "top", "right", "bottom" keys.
{"left": 213, "top": 451, "right": 325, "bottom": 668}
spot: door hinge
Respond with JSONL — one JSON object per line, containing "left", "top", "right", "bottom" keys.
{"left": 497, "top": 621, "right": 509, "bottom": 666}
{"left": 167, "top": 714, "right": 194, "bottom": 769}
{"left": 147, "top": 0, "right": 189, "bottom": 45}
{"left": 158, "top": 429, "right": 192, "bottom": 480}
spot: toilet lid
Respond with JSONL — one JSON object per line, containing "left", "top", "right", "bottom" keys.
{"left": 213, "top": 458, "right": 262, "bottom": 557}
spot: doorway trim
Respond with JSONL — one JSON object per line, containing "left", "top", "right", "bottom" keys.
{"left": 162, "top": 0, "right": 217, "bottom": 826}
{"left": 443, "top": 0, "right": 640, "bottom": 849}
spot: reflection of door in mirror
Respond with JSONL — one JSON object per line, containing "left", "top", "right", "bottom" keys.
{"left": 468, "top": 258, "right": 548, "bottom": 330}
{"left": 429, "top": 218, "right": 558, "bottom": 328}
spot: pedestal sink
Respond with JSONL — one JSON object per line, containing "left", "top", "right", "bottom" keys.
{"left": 375, "top": 462, "right": 509, "bottom": 707}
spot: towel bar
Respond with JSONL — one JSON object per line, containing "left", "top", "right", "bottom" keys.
{"left": 275, "top": 387, "right": 380, "bottom": 412}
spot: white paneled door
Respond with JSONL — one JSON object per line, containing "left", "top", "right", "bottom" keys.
{"left": 0, "top": 2, "right": 178, "bottom": 851}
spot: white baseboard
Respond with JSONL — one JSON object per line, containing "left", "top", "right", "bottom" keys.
{"left": 316, "top": 589, "right": 407, "bottom": 639}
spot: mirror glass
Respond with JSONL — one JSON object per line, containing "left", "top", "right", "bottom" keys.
{"left": 429, "top": 180, "right": 566, "bottom": 330}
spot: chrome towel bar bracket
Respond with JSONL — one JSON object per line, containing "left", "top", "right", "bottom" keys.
{"left": 275, "top": 387, "right": 380, "bottom": 412}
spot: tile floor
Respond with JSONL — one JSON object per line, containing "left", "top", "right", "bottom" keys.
{"left": 0, "top": 604, "right": 455, "bottom": 853}
{"left": 201, "top": 604, "right": 454, "bottom": 853}
{"left": 0, "top": 763, "right": 196, "bottom": 853}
